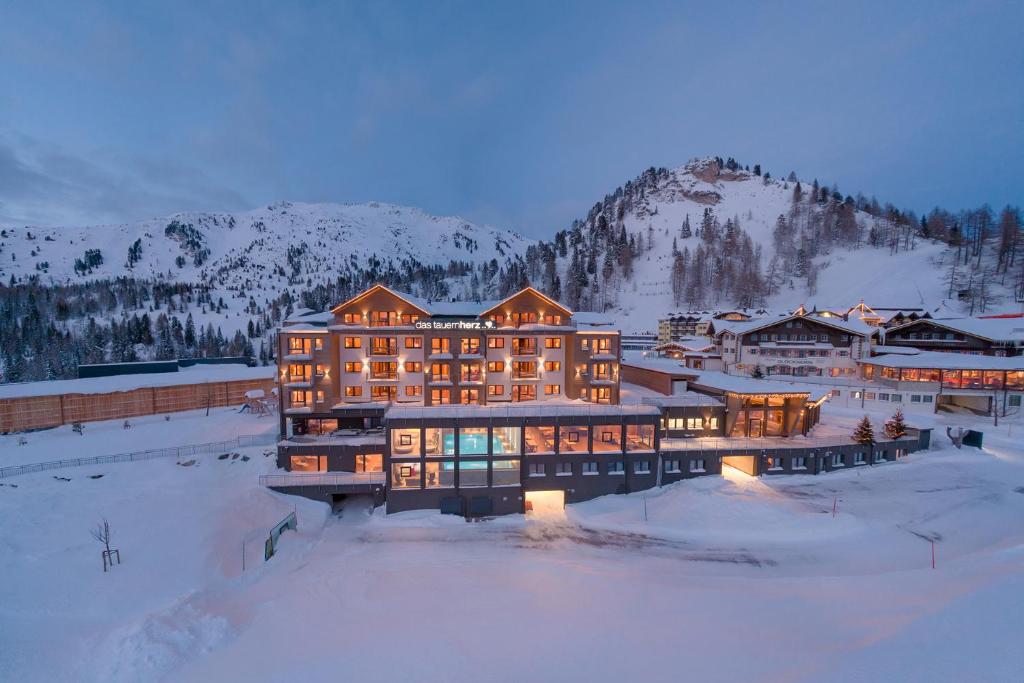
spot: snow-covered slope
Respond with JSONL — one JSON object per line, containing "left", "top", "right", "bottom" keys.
{"left": 592, "top": 159, "right": 961, "bottom": 333}
{"left": 0, "top": 201, "right": 529, "bottom": 289}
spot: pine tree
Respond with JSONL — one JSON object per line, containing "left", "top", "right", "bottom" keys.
{"left": 852, "top": 415, "right": 875, "bottom": 446}
{"left": 750, "top": 365, "right": 765, "bottom": 379}
{"left": 883, "top": 409, "right": 907, "bottom": 439}
{"left": 680, "top": 215, "right": 692, "bottom": 239}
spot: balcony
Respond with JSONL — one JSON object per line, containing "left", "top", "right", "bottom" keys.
{"left": 367, "top": 373, "right": 399, "bottom": 382}
{"left": 283, "top": 352, "right": 312, "bottom": 362}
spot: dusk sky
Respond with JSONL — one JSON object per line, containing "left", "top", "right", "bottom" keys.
{"left": 1, "top": 0, "right": 1020, "bottom": 237}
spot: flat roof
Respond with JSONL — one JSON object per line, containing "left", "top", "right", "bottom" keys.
{"left": 0, "top": 364, "right": 275, "bottom": 400}
{"left": 859, "top": 351, "right": 1024, "bottom": 371}
{"left": 688, "top": 371, "right": 815, "bottom": 397}
{"left": 621, "top": 354, "right": 699, "bottom": 377}
{"left": 385, "top": 402, "right": 661, "bottom": 420}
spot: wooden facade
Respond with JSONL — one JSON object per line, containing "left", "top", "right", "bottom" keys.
{"left": 0, "top": 377, "right": 274, "bottom": 433}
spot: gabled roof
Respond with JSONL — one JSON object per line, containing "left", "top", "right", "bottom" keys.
{"left": 478, "top": 286, "right": 573, "bottom": 318}
{"left": 329, "top": 284, "right": 432, "bottom": 316}
{"left": 654, "top": 340, "right": 714, "bottom": 352}
{"left": 709, "top": 313, "right": 874, "bottom": 339}
{"left": 885, "top": 317, "right": 1024, "bottom": 342}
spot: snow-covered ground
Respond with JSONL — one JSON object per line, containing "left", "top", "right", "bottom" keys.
{"left": 0, "top": 405, "right": 277, "bottom": 468}
{"left": 1, "top": 403, "right": 1022, "bottom": 682}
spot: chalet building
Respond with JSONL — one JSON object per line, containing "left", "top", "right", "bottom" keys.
{"left": 800, "top": 302, "right": 932, "bottom": 328}
{"left": 882, "top": 318, "right": 1024, "bottom": 356}
{"left": 707, "top": 313, "right": 875, "bottom": 379}
{"left": 278, "top": 285, "right": 621, "bottom": 432}
{"left": 269, "top": 285, "right": 931, "bottom": 517}
{"left": 854, "top": 350, "right": 1024, "bottom": 415}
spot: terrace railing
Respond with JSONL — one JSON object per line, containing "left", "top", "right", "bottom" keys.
{"left": 258, "top": 471, "right": 385, "bottom": 488}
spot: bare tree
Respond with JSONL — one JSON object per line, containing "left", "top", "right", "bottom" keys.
{"left": 90, "top": 518, "right": 113, "bottom": 555}
{"left": 90, "top": 517, "right": 120, "bottom": 571}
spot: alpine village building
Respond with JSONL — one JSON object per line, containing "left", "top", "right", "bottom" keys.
{"left": 273, "top": 285, "right": 930, "bottom": 516}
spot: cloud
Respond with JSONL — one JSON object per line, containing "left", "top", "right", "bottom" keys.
{"left": 0, "top": 131, "right": 251, "bottom": 227}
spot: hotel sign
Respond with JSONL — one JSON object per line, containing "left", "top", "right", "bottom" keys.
{"left": 414, "top": 318, "right": 497, "bottom": 331}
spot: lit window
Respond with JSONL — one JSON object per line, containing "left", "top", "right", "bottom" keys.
{"left": 344, "top": 386, "right": 362, "bottom": 397}
{"left": 355, "top": 454, "right": 383, "bottom": 473}
{"left": 391, "top": 462, "right": 421, "bottom": 489}
{"left": 492, "top": 459, "right": 520, "bottom": 486}
{"left": 344, "top": 337, "right": 361, "bottom": 349}
{"left": 290, "top": 455, "right": 326, "bottom": 472}
{"left": 544, "top": 337, "right": 562, "bottom": 349}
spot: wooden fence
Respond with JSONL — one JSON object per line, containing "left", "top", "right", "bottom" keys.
{"left": 0, "top": 377, "right": 276, "bottom": 433}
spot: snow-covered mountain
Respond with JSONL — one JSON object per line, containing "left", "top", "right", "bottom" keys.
{"left": 0, "top": 200, "right": 529, "bottom": 290}
{"left": 1, "top": 156, "right": 1017, "bottom": 383}
{"left": 533, "top": 157, "right": 1006, "bottom": 334}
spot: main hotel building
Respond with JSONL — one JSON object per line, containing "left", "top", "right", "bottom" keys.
{"left": 275, "top": 285, "right": 924, "bottom": 515}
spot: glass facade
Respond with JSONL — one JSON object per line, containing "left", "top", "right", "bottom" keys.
{"left": 424, "top": 427, "right": 456, "bottom": 456}
{"left": 390, "top": 428, "right": 421, "bottom": 457}
{"left": 424, "top": 461, "right": 455, "bottom": 488}
{"left": 625, "top": 424, "right": 655, "bottom": 451}
{"left": 493, "top": 426, "right": 522, "bottom": 455}
{"left": 458, "top": 461, "right": 488, "bottom": 487}
{"left": 492, "top": 459, "right": 520, "bottom": 486}
{"left": 592, "top": 425, "right": 622, "bottom": 453}
{"left": 524, "top": 425, "right": 555, "bottom": 453}
{"left": 558, "top": 426, "right": 589, "bottom": 453}
{"left": 392, "top": 462, "right": 421, "bottom": 488}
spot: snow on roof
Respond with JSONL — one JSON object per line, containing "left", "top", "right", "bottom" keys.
{"left": 871, "top": 345, "right": 922, "bottom": 355}
{"left": 654, "top": 339, "right": 713, "bottom": 351}
{"left": 710, "top": 313, "right": 875, "bottom": 338}
{"left": 641, "top": 393, "right": 723, "bottom": 408}
{"left": 282, "top": 310, "right": 334, "bottom": 326}
{"left": 279, "top": 323, "right": 331, "bottom": 333}
{"left": 688, "top": 370, "right": 815, "bottom": 397}
{"left": 385, "top": 402, "right": 661, "bottom": 420}
{"left": 621, "top": 353, "right": 699, "bottom": 376}
{"left": 572, "top": 311, "right": 617, "bottom": 328}
{"left": 859, "top": 351, "right": 1024, "bottom": 371}
{"left": 0, "top": 364, "right": 275, "bottom": 400}
{"left": 887, "top": 317, "right": 1024, "bottom": 342}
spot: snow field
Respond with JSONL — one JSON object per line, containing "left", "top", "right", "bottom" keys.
{"left": 0, "top": 402, "right": 1021, "bottom": 682}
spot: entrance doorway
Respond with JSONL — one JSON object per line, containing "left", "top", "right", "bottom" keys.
{"left": 525, "top": 490, "right": 565, "bottom": 517}
{"left": 721, "top": 454, "right": 758, "bottom": 476}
